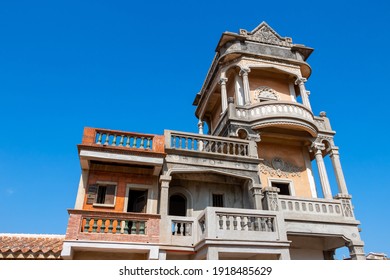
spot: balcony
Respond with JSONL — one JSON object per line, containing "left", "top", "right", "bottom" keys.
{"left": 165, "top": 130, "right": 258, "bottom": 159}
{"left": 278, "top": 195, "right": 355, "bottom": 222}
{"left": 231, "top": 101, "right": 318, "bottom": 137}
{"left": 78, "top": 127, "right": 165, "bottom": 173}
{"left": 65, "top": 209, "right": 160, "bottom": 244}
{"left": 165, "top": 207, "right": 287, "bottom": 247}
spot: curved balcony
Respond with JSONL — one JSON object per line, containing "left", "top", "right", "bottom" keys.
{"left": 234, "top": 101, "right": 318, "bottom": 136}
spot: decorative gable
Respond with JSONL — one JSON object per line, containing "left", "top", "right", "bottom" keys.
{"left": 239, "top": 22, "right": 292, "bottom": 47}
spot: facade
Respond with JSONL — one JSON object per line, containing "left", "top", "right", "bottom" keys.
{"left": 60, "top": 22, "right": 365, "bottom": 260}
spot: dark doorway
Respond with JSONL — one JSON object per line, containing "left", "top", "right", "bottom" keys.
{"left": 271, "top": 182, "right": 291, "bottom": 196}
{"left": 169, "top": 194, "right": 186, "bottom": 216}
{"left": 127, "top": 190, "right": 147, "bottom": 213}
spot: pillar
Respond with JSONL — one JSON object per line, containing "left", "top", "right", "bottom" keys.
{"left": 249, "top": 183, "right": 263, "bottom": 210}
{"left": 348, "top": 242, "right": 366, "bottom": 260}
{"left": 74, "top": 169, "right": 89, "bottom": 209}
{"left": 219, "top": 77, "right": 228, "bottom": 113}
{"left": 295, "top": 77, "right": 312, "bottom": 110}
{"left": 159, "top": 175, "right": 171, "bottom": 216}
{"left": 198, "top": 120, "right": 204, "bottom": 134}
{"left": 239, "top": 68, "right": 251, "bottom": 105}
{"left": 329, "top": 147, "right": 349, "bottom": 195}
{"left": 313, "top": 144, "right": 332, "bottom": 199}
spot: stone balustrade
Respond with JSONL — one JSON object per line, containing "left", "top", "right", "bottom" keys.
{"left": 80, "top": 127, "right": 165, "bottom": 153}
{"left": 82, "top": 217, "right": 146, "bottom": 235}
{"left": 165, "top": 130, "right": 258, "bottom": 158}
{"left": 236, "top": 101, "right": 314, "bottom": 122}
{"left": 278, "top": 196, "right": 354, "bottom": 218}
{"left": 65, "top": 210, "right": 160, "bottom": 243}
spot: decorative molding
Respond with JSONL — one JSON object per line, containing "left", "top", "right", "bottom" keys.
{"left": 239, "top": 22, "right": 293, "bottom": 47}
{"left": 260, "top": 157, "right": 304, "bottom": 178}
{"left": 254, "top": 86, "right": 279, "bottom": 102}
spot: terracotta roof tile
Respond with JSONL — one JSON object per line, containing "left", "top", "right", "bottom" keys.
{"left": 0, "top": 234, "right": 64, "bottom": 259}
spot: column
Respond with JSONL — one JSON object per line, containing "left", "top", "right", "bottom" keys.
{"left": 348, "top": 242, "right": 366, "bottom": 260}
{"left": 329, "top": 148, "right": 349, "bottom": 195}
{"left": 74, "top": 169, "right": 89, "bottom": 209}
{"left": 239, "top": 68, "right": 251, "bottom": 105}
{"left": 159, "top": 175, "right": 171, "bottom": 216}
{"left": 219, "top": 77, "right": 228, "bottom": 113}
{"left": 295, "top": 77, "right": 312, "bottom": 110}
{"left": 249, "top": 183, "right": 263, "bottom": 210}
{"left": 313, "top": 144, "right": 332, "bottom": 199}
{"left": 197, "top": 120, "right": 204, "bottom": 134}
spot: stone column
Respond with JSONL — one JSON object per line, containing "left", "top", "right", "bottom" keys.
{"left": 159, "top": 175, "right": 171, "bottom": 216}
{"left": 348, "top": 242, "right": 366, "bottom": 260}
{"left": 295, "top": 77, "right": 312, "bottom": 110}
{"left": 262, "top": 187, "right": 280, "bottom": 211}
{"left": 219, "top": 77, "right": 228, "bottom": 113}
{"left": 249, "top": 183, "right": 263, "bottom": 210}
{"left": 198, "top": 120, "right": 204, "bottom": 134}
{"left": 240, "top": 68, "right": 251, "bottom": 105}
{"left": 329, "top": 147, "right": 349, "bottom": 195}
{"left": 313, "top": 144, "right": 332, "bottom": 199}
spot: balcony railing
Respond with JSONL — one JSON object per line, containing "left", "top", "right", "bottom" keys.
{"left": 80, "top": 127, "right": 165, "bottom": 153}
{"left": 165, "top": 130, "right": 258, "bottom": 158}
{"left": 66, "top": 209, "right": 160, "bottom": 243}
{"left": 165, "top": 207, "right": 285, "bottom": 247}
{"left": 278, "top": 195, "right": 355, "bottom": 219}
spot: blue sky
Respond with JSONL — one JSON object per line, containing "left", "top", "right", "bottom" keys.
{"left": 0, "top": 0, "right": 389, "bottom": 258}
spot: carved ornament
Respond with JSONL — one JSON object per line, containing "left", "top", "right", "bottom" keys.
{"left": 239, "top": 22, "right": 292, "bottom": 47}
{"left": 254, "top": 86, "right": 279, "bottom": 102}
{"left": 260, "top": 157, "right": 304, "bottom": 178}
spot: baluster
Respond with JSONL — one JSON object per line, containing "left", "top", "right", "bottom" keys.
{"left": 227, "top": 142, "right": 231, "bottom": 154}
{"left": 124, "top": 221, "right": 129, "bottom": 234}
{"left": 266, "top": 218, "right": 274, "bottom": 232}
{"left": 173, "top": 222, "right": 178, "bottom": 235}
{"left": 131, "top": 221, "right": 137, "bottom": 234}
{"left": 125, "top": 136, "right": 131, "bottom": 147}
{"left": 96, "top": 133, "right": 102, "bottom": 145}
{"left": 232, "top": 143, "right": 236, "bottom": 155}
{"left": 100, "top": 219, "right": 106, "bottom": 233}
{"left": 247, "top": 217, "right": 253, "bottom": 231}
{"left": 146, "top": 138, "right": 151, "bottom": 149}
{"left": 185, "top": 223, "right": 191, "bottom": 236}
{"left": 140, "top": 137, "right": 145, "bottom": 148}
{"left": 111, "top": 134, "right": 117, "bottom": 146}
{"left": 233, "top": 216, "right": 237, "bottom": 230}
{"left": 226, "top": 215, "right": 230, "bottom": 230}
{"left": 139, "top": 221, "right": 145, "bottom": 234}
{"left": 253, "top": 218, "right": 259, "bottom": 231}
{"left": 115, "top": 220, "right": 121, "bottom": 234}
{"left": 119, "top": 135, "right": 124, "bottom": 147}
{"left": 218, "top": 215, "right": 224, "bottom": 230}
{"left": 108, "top": 219, "right": 113, "bottom": 233}
{"left": 190, "top": 138, "right": 194, "bottom": 151}
{"left": 260, "top": 218, "right": 266, "bottom": 231}
{"left": 240, "top": 216, "right": 245, "bottom": 231}
{"left": 178, "top": 137, "right": 182, "bottom": 149}
{"left": 103, "top": 134, "right": 109, "bottom": 145}
{"left": 84, "top": 218, "right": 91, "bottom": 232}
{"left": 92, "top": 219, "right": 98, "bottom": 233}
{"left": 132, "top": 137, "right": 137, "bottom": 148}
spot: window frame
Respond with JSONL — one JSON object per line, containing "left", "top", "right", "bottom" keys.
{"left": 92, "top": 181, "right": 117, "bottom": 208}
{"left": 268, "top": 178, "right": 295, "bottom": 196}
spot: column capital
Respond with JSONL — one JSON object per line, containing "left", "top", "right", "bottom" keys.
{"left": 311, "top": 142, "right": 325, "bottom": 153}
{"left": 294, "top": 77, "right": 307, "bottom": 85}
{"left": 159, "top": 175, "right": 172, "bottom": 188}
{"left": 219, "top": 77, "right": 228, "bottom": 85}
{"left": 329, "top": 147, "right": 340, "bottom": 157}
{"left": 239, "top": 67, "right": 251, "bottom": 76}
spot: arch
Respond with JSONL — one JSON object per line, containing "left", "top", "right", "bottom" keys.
{"left": 169, "top": 194, "right": 186, "bottom": 216}
{"left": 168, "top": 186, "right": 193, "bottom": 217}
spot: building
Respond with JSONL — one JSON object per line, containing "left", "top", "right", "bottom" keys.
{"left": 1, "top": 22, "right": 366, "bottom": 260}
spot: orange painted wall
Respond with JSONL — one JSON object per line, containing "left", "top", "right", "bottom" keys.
{"left": 82, "top": 170, "right": 155, "bottom": 212}
{"left": 258, "top": 142, "right": 313, "bottom": 197}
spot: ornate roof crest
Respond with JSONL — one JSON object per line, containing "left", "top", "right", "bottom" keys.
{"left": 239, "top": 22, "right": 293, "bottom": 47}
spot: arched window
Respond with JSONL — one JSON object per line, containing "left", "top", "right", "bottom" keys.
{"left": 169, "top": 194, "right": 186, "bottom": 216}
